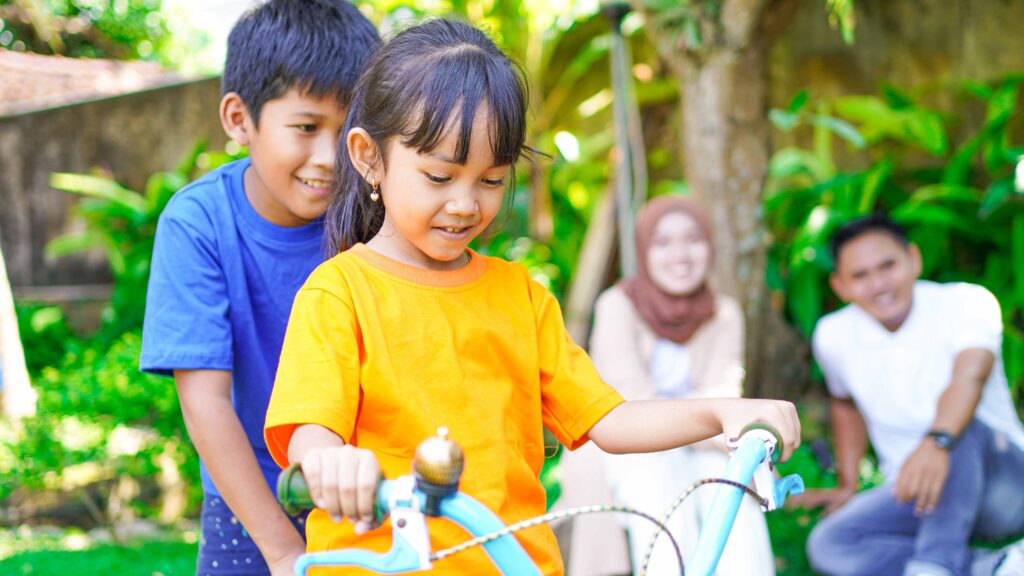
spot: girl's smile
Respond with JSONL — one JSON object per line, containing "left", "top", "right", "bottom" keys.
{"left": 350, "top": 104, "right": 509, "bottom": 271}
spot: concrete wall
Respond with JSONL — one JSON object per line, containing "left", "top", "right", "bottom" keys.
{"left": 0, "top": 76, "right": 227, "bottom": 292}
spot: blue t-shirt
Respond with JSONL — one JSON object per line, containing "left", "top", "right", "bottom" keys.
{"left": 140, "top": 158, "right": 324, "bottom": 495}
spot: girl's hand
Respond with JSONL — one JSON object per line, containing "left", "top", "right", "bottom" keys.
{"left": 714, "top": 398, "right": 801, "bottom": 462}
{"left": 300, "top": 445, "right": 380, "bottom": 532}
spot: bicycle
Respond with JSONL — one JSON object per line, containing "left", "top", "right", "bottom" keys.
{"left": 277, "top": 423, "right": 805, "bottom": 575}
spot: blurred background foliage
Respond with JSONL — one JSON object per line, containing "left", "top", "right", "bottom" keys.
{"left": 0, "top": 0, "right": 207, "bottom": 66}
{"left": 765, "top": 75, "right": 1024, "bottom": 393}
{"left": 4, "top": 0, "right": 1024, "bottom": 574}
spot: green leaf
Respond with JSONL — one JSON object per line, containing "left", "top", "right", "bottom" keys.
{"left": 145, "top": 172, "right": 187, "bottom": 212}
{"left": 769, "top": 109, "right": 800, "bottom": 132}
{"left": 809, "top": 115, "right": 866, "bottom": 149}
{"left": 908, "top": 184, "right": 983, "bottom": 205}
{"left": 882, "top": 85, "right": 915, "bottom": 109}
{"left": 891, "top": 203, "right": 981, "bottom": 237}
{"left": 787, "top": 264, "right": 823, "bottom": 337}
{"left": 788, "top": 90, "right": 810, "bottom": 114}
{"left": 45, "top": 232, "right": 126, "bottom": 275}
{"left": 858, "top": 158, "right": 893, "bottom": 213}
{"left": 902, "top": 111, "right": 948, "bottom": 155}
{"left": 175, "top": 138, "right": 209, "bottom": 177}
{"left": 50, "top": 173, "right": 148, "bottom": 214}
{"left": 768, "top": 148, "right": 827, "bottom": 181}
{"left": 980, "top": 179, "right": 1013, "bottom": 218}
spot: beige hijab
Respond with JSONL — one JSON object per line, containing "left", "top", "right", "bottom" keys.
{"left": 620, "top": 195, "right": 716, "bottom": 344}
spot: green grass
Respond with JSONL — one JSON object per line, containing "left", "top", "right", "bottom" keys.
{"left": 0, "top": 537, "right": 197, "bottom": 575}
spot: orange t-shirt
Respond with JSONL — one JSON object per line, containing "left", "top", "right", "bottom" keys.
{"left": 265, "top": 245, "right": 624, "bottom": 575}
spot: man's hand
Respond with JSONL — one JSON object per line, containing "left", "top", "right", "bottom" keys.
{"left": 269, "top": 550, "right": 303, "bottom": 576}
{"left": 788, "top": 486, "right": 856, "bottom": 517}
{"left": 893, "top": 440, "right": 950, "bottom": 515}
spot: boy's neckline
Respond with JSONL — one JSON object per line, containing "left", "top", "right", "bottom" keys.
{"left": 232, "top": 159, "right": 323, "bottom": 243}
{"left": 348, "top": 244, "right": 487, "bottom": 287}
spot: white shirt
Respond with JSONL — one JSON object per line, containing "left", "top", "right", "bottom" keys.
{"left": 649, "top": 338, "right": 692, "bottom": 398}
{"left": 812, "top": 280, "right": 1024, "bottom": 481}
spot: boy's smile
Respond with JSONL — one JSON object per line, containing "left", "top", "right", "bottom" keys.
{"left": 231, "top": 88, "right": 347, "bottom": 227}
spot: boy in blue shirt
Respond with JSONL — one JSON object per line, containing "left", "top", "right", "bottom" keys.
{"left": 140, "top": 2, "right": 378, "bottom": 574}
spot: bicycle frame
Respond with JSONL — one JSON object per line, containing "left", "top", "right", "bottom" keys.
{"left": 685, "top": 428, "right": 804, "bottom": 575}
{"left": 278, "top": 425, "right": 804, "bottom": 575}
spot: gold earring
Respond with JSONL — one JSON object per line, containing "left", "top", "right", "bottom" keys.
{"left": 369, "top": 179, "right": 380, "bottom": 203}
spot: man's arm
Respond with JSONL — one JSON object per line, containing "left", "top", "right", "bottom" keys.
{"left": 894, "top": 348, "right": 992, "bottom": 514}
{"left": 789, "top": 397, "right": 867, "bottom": 515}
{"left": 176, "top": 370, "right": 305, "bottom": 575}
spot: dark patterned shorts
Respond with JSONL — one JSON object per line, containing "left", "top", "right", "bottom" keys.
{"left": 195, "top": 494, "right": 307, "bottom": 576}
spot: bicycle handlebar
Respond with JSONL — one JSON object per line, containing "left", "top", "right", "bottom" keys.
{"left": 276, "top": 423, "right": 803, "bottom": 576}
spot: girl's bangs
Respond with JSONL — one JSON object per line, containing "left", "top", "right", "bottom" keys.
{"left": 400, "top": 51, "right": 525, "bottom": 166}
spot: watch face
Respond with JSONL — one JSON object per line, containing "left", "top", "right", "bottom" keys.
{"left": 929, "top": 432, "right": 956, "bottom": 450}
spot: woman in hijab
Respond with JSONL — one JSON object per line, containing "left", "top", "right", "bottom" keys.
{"left": 557, "top": 195, "right": 774, "bottom": 576}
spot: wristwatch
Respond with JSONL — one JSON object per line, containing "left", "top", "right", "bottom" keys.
{"left": 926, "top": 430, "right": 958, "bottom": 451}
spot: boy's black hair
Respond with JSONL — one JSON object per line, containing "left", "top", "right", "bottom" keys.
{"left": 325, "top": 18, "right": 530, "bottom": 254}
{"left": 223, "top": 0, "right": 379, "bottom": 125}
{"left": 831, "top": 213, "right": 909, "bottom": 267}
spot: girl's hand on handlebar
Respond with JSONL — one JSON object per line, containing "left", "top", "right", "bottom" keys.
{"left": 716, "top": 399, "right": 801, "bottom": 462}
{"left": 300, "top": 445, "right": 380, "bottom": 532}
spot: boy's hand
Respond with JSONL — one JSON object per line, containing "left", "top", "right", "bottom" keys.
{"left": 716, "top": 399, "right": 801, "bottom": 462}
{"left": 301, "top": 445, "right": 380, "bottom": 532}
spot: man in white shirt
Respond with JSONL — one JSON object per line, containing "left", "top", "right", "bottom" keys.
{"left": 801, "top": 214, "right": 1024, "bottom": 576}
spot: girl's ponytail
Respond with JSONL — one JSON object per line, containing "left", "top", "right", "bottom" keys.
{"left": 324, "top": 90, "right": 385, "bottom": 255}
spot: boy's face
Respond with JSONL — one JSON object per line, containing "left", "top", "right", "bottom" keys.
{"left": 231, "top": 89, "right": 347, "bottom": 227}
{"left": 830, "top": 231, "right": 922, "bottom": 332}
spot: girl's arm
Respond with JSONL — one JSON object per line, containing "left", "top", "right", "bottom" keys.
{"left": 288, "top": 424, "right": 380, "bottom": 531}
{"left": 175, "top": 370, "right": 305, "bottom": 573}
{"left": 586, "top": 397, "right": 800, "bottom": 461}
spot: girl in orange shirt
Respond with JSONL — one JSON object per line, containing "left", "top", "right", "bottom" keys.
{"left": 264, "top": 18, "right": 799, "bottom": 575}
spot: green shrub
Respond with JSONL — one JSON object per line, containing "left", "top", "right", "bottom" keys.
{"left": 0, "top": 330, "right": 200, "bottom": 521}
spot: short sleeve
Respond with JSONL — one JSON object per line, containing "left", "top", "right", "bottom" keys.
{"left": 812, "top": 318, "right": 850, "bottom": 399}
{"left": 532, "top": 280, "right": 624, "bottom": 451}
{"left": 264, "top": 277, "right": 362, "bottom": 468}
{"left": 140, "top": 209, "right": 232, "bottom": 375}
{"left": 951, "top": 284, "right": 1002, "bottom": 354}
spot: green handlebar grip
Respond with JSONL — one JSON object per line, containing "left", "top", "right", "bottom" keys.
{"left": 276, "top": 463, "right": 387, "bottom": 523}
{"left": 739, "top": 422, "right": 784, "bottom": 464}
{"left": 278, "top": 463, "right": 313, "bottom": 515}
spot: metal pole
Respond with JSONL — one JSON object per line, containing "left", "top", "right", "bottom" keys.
{"left": 603, "top": 2, "right": 638, "bottom": 278}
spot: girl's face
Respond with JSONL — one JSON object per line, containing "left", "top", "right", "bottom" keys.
{"left": 646, "top": 211, "right": 711, "bottom": 296}
{"left": 367, "top": 106, "right": 510, "bottom": 270}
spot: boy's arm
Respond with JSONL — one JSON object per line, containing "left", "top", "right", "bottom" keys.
{"left": 586, "top": 397, "right": 800, "bottom": 461}
{"left": 175, "top": 370, "right": 305, "bottom": 572}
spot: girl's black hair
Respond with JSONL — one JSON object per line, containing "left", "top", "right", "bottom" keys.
{"left": 325, "top": 18, "right": 529, "bottom": 254}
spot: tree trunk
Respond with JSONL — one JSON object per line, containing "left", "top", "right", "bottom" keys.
{"left": 635, "top": 0, "right": 807, "bottom": 399}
